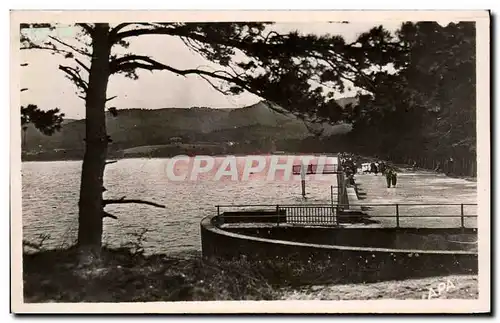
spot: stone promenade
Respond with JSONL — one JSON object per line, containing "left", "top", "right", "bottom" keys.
{"left": 351, "top": 170, "right": 477, "bottom": 228}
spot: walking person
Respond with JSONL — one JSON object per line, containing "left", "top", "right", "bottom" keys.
{"left": 391, "top": 168, "right": 398, "bottom": 187}
{"left": 385, "top": 167, "right": 393, "bottom": 188}
{"left": 446, "top": 157, "right": 454, "bottom": 176}
{"left": 385, "top": 167, "right": 398, "bottom": 188}
{"left": 434, "top": 161, "right": 442, "bottom": 173}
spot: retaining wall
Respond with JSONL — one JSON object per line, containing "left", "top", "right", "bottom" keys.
{"left": 226, "top": 226, "right": 477, "bottom": 252}
{"left": 200, "top": 215, "right": 478, "bottom": 283}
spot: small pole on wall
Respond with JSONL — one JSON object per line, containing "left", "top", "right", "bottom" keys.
{"left": 301, "top": 162, "right": 306, "bottom": 198}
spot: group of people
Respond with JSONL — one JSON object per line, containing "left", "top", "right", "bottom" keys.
{"left": 369, "top": 160, "right": 398, "bottom": 188}
{"left": 338, "top": 153, "right": 399, "bottom": 188}
{"left": 369, "top": 161, "right": 382, "bottom": 175}
{"left": 338, "top": 153, "right": 359, "bottom": 186}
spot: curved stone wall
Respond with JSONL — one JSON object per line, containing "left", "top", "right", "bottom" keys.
{"left": 227, "top": 226, "right": 477, "bottom": 252}
{"left": 200, "top": 215, "right": 478, "bottom": 283}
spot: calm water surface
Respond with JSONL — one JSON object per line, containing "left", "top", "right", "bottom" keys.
{"left": 22, "top": 156, "right": 338, "bottom": 254}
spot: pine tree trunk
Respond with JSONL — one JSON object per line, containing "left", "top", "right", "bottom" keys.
{"left": 77, "top": 24, "right": 111, "bottom": 252}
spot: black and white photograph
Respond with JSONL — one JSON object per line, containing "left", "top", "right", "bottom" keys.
{"left": 10, "top": 10, "right": 490, "bottom": 314}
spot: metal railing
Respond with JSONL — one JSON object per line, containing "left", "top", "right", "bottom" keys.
{"left": 337, "top": 203, "right": 477, "bottom": 228}
{"left": 291, "top": 163, "right": 339, "bottom": 175}
{"left": 215, "top": 203, "right": 477, "bottom": 228}
{"left": 280, "top": 205, "right": 337, "bottom": 225}
{"left": 216, "top": 204, "right": 337, "bottom": 226}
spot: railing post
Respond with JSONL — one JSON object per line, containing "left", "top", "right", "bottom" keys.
{"left": 216, "top": 205, "right": 223, "bottom": 225}
{"left": 276, "top": 204, "right": 280, "bottom": 227}
{"left": 395, "top": 204, "right": 400, "bottom": 228}
{"left": 330, "top": 185, "right": 336, "bottom": 224}
{"left": 461, "top": 203, "right": 465, "bottom": 228}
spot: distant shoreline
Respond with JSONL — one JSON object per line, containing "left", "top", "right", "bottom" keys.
{"left": 21, "top": 152, "right": 342, "bottom": 163}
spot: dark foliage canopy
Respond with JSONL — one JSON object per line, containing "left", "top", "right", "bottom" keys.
{"left": 21, "top": 104, "right": 65, "bottom": 136}
{"left": 343, "top": 21, "right": 476, "bottom": 160}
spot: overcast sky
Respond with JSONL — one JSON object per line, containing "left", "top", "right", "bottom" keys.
{"left": 20, "top": 21, "right": 407, "bottom": 119}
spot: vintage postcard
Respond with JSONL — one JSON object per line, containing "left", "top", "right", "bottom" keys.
{"left": 10, "top": 10, "right": 490, "bottom": 314}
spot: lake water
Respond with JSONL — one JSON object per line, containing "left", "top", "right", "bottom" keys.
{"left": 22, "top": 155, "right": 339, "bottom": 255}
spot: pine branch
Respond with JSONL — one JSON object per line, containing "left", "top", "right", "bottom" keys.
{"left": 263, "top": 30, "right": 281, "bottom": 43}
{"left": 103, "top": 196, "right": 165, "bottom": 208}
{"left": 264, "top": 100, "right": 326, "bottom": 137}
{"left": 113, "top": 24, "right": 267, "bottom": 51}
{"left": 110, "top": 55, "right": 255, "bottom": 94}
{"left": 113, "top": 24, "right": 274, "bottom": 57}
{"left": 102, "top": 211, "right": 118, "bottom": 219}
{"left": 109, "top": 23, "right": 137, "bottom": 39}
{"left": 197, "top": 74, "right": 232, "bottom": 95}
{"left": 75, "top": 58, "right": 90, "bottom": 73}
{"left": 327, "top": 50, "right": 377, "bottom": 91}
{"left": 20, "top": 42, "right": 74, "bottom": 57}
{"left": 180, "top": 36, "right": 206, "bottom": 55}
{"left": 113, "top": 26, "right": 183, "bottom": 41}
{"left": 59, "top": 65, "right": 88, "bottom": 91}
{"left": 110, "top": 25, "right": 379, "bottom": 95}
{"left": 77, "top": 23, "right": 95, "bottom": 36}
{"left": 48, "top": 36, "right": 91, "bottom": 57}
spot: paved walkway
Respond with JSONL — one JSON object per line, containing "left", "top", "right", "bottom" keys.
{"left": 352, "top": 170, "right": 477, "bottom": 228}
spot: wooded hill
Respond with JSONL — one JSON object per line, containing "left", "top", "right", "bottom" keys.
{"left": 21, "top": 99, "right": 354, "bottom": 160}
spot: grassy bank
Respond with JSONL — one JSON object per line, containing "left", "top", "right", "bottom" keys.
{"left": 24, "top": 247, "right": 275, "bottom": 302}
{"left": 23, "top": 247, "right": 478, "bottom": 303}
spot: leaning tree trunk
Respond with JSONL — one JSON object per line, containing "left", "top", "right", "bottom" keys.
{"left": 77, "top": 24, "right": 111, "bottom": 252}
